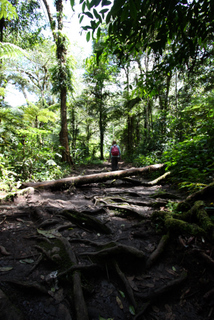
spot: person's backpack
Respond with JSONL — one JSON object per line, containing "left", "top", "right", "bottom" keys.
{"left": 111, "top": 145, "right": 119, "bottom": 156}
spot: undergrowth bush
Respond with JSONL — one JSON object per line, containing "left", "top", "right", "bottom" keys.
{"left": 162, "top": 134, "right": 214, "bottom": 191}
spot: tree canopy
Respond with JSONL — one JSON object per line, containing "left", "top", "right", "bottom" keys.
{"left": 80, "top": 0, "right": 214, "bottom": 70}
{"left": 0, "top": 0, "right": 213, "bottom": 194}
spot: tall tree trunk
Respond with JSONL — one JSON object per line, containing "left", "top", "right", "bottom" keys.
{"left": 99, "top": 104, "right": 104, "bottom": 160}
{"left": 56, "top": 0, "right": 72, "bottom": 164}
{"left": 60, "top": 86, "right": 72, "bottom": 163}
{"left": 42, "top": 0, "right": 72, "bottom": 165}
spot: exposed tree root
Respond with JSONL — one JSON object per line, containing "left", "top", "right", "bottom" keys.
{"left": 152, "top": 200, "right": 214, "bottom": 240}
{"left": 135, "top": 270, "right": 188, "bottom": 300}
{"left": 0, "top": 288, "right": 24, "bottom": 320}
{"left": 177, "top": 182, "right": 214, "bottom": 213}
{"left": 59, "top": 237, "right": 89, "bottom": 320}
{"left": 58, "top": 263, "right": 100, "bottom": 278}
{"left": 186, "top": 182, "right": 214, "bottom": 203}
{"left": 1, "top": 165, "right": 213, "bottom": 320}
{"left": 26, "top": 253, "right": 43, "bottom": 276}
{"left": 94, "top": 195, "right": 167, "bottom": 208}
{"left": 146, "top": 233, "right": 170, "bottom": 268}
{"left": 5, "top": 279, "right": 48, "bottom": 294}
{"left": 80, "top": 242, "right": 146, "bottom": 261}
{"left": 114, "top": 260, "right": 137, "bottom": 308}
{"left": 194, "top": 249, "right": 214, "bottom": 270}
{"left": 61, "top": 209, "right": 112, "bottom": 234}
{"left": 134, "top": 270, "right": 187, "bottom": 318}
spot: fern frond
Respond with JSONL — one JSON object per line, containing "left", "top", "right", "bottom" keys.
{"left": 0, "top": 42, "right": 28, "bottom": 59}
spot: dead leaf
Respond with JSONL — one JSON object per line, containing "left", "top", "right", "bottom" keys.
{"left": 165, "top": 304, "right": 172, "bottom": 312}
{"left": 116, "top": 296, "right": 123, "bottom": 309}
{"left": 145, "top": 243, "right": 156, "bottom": 252}
{"left": 152, "top": 306, "right": 159, "bottom": 313}
{"left": 0, "top": 266, "right": 13, "bottom": 272}
{"left": 180, "top": 288, "right": 190, "bottom": 300}
{"left": 144, "top": 283, "right": 155, "bottom": 288}
{"left": 127, "top": 277, "right": 139, "bottom": 291}
{"left": 166, "top": 268, "right": 177, "bottom": 276}
{"left": 37, "top": 229, "right": 61, "bottom": 239}
{"left": 0, "top": 245, "right": 10, "bottom": 255}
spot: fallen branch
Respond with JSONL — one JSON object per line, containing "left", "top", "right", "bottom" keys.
{"left": 123, "top": 171, "right": 171, "bottom": 187}
{"left": 21, "top": 164, "right": 165, "bottom": 190}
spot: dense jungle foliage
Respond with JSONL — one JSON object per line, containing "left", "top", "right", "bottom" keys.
{"left": 0, "top": 0, "right": 214, "bottom": 193}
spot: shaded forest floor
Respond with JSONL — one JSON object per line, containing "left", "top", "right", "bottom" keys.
{"left": 0, "top": 162, "right": 213, "bottom": 320}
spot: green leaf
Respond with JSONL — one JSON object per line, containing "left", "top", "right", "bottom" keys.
{"left": 84, "top": 11, "right": 94, "bottom": 19}
{"left": 90, "top": 0, "right": 102, "bottom": 7}
{"left": 100, "top": 8, "right": 109, "bottom": 16}
{"left": 121, "top": 7, "right": 129, "bottom": 21}
{"left": 119, "top": 290, "right": 125, "bottom": 298}
{"left": 0, "top": 0, "right": 17, "bottom": 20}
{"left": 101, "top": 0, "right": 112, "bottom": 6}
{"left": 79, "top": 15, "right": 84, "bottom": 23}
{"left": 19, "top": 259, "right": 34, "bottom": 264}
{"left": 129, "top": 305, "right": 135, "bottom": 315}
{"left": 70, "top": 0, "right": 75, "bottom": 9}
{"left": 93, "top": 8, "right": 102, "bottom": 21}
{"left": 86, "top": 31, "right": 91, "bottom": 42}
{"left": 97, "top": 26, "right": 101, "bottom": 39}
{"left": 106, "top": 11, "right": 112, "bottom": 24}
{"left": 82, "top": 2, "right": 86, "bottom": 12}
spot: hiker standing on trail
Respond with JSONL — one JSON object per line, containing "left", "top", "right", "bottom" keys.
{"left": 109, "top": 140, "right": 121, "bottom": 171}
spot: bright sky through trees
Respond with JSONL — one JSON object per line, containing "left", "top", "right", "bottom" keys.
{"left": 5, "top": 0, "right": 92, "bottom": 107}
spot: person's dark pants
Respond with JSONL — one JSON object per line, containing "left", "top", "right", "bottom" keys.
{"left": 111, "top": 157, "right": 118, "bottom": 171}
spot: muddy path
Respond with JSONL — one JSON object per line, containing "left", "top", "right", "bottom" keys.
{"left": 0, "top": 162, "right": 213, "bottom": 320}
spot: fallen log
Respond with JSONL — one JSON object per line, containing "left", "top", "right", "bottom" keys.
{"left": 21, "top": 164, "right": 165, "bottom": 190}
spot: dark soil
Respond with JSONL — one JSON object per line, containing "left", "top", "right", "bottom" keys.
{"left": 0, "top": 162, "right": 213, "bottom": 320}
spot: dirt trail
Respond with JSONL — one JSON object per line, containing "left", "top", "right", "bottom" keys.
{"left": 0, "top": 162, "right": 213, "bottom": 320}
